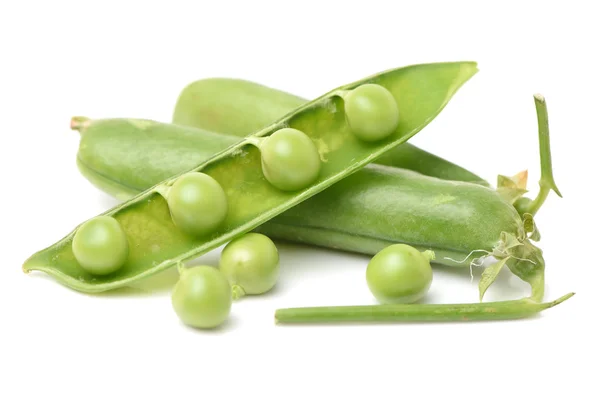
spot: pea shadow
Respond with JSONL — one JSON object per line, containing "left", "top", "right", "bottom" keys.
{"left": 178, "top": 313, "right": 240, "bottom": 334}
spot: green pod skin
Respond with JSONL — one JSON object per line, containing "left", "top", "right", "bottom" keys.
{"left": 257, "top": 165, "right": 523, "bottom": 267}
{"left": 24, "top": 61, "right": 478, "bottom": 293}
{"left": 73, "top": 118, "right": 239, "bottom": 201}
{"left": 173, "top": 78, "right": 489, "bottom": 186}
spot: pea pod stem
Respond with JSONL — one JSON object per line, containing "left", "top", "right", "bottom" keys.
{"left": 274, "top": 292, "right": 574, "bottom": 324}
{"left": 231, "top": 285, "right": 246, "bottom": 300}
{"left": 70, "top": 116, "right": 92, "bottom": 132}
{"left": 527, "top": 94, "right": 562, "bottom": 216}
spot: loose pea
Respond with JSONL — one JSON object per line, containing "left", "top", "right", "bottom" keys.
{"left": 166, "top": 172, "right": 228, "bottom": 236}
{"left": 171, "top": 265, "right": 232, "bottom": 329}
{"left": 219, "top": 233, "right": 279, "bottom": 299}
{"left": 72, "top": 216, "right": 128, "bottom": 275}
{"left": 366, "top": 244, "right": 434, "bottom": 304}
{"left": 344, "top": 84, "right": 400, "bottom": 142}
{"left": 260, "top": 128, "right": 321, "bottom": 191}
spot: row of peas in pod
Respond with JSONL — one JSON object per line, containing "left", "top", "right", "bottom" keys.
{"left": 70, "top": 83, "right": 404, "bottom": 328}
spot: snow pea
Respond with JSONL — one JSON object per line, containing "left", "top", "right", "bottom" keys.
{"left": 23, "top": 61, "right": 477, "bottom": 293}
{"left": 172, "top": 76, "right": 489, "bottom": 186}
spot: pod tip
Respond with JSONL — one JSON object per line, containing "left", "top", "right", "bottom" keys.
{"left": 549, "top": 292, "right": 575, "bottom": 308}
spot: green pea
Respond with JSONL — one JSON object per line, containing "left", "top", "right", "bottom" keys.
{"left": 344, "top": 84, "right": 400, "bottom": 142}
{"left": 171, "top": 265, "right": 232, "bottom": 329}
{"left": 72, "top": 216, "right": 128, "bottom": 275}
{"left": 166, "top": 172, "right": 228, "bottom": 236}
{"left": 260, "top": 128, "right": 321, "bottom": 191}
{"left": 219, "top": 233, "right": 279, "bottom": 299}
{"left": 366, "top": 244, "right": 434, "bottom": 304}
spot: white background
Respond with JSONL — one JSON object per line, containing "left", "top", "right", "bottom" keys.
{"left": 1, "top": 1, "right": 598, "bottom": 397}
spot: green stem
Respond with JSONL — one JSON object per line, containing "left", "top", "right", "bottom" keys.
{"left": 527, "top": 94, "right": 562, "bottom": 216}
{"left": 232, "top": 285, "right": 246, "bottom": 300}
{"left": 422, "top": 250, "right": 436, "bottom": 261}
{"left": 274, "top": 293, "right": 574, "bottom": 324}
{"left": 176, "top": 261, "right": 186, "bottom": 275}
{"left": 70, "top": 116, "right": 91, "bottom": 132}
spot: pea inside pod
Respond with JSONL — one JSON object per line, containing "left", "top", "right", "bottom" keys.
{"left": 343, "top": 84, "right": 400, "bottom": 142}
{"left": 162, "top": 172, "right": 228, "bottom": 236}
{"left": 23, "top": 61, "right": 478, "bottom": 293}
{"left": 72, "top": 216, "right": 129, "bottom": 275}
{"left": 252, "top": 127, "right": 322, "bottom": 191}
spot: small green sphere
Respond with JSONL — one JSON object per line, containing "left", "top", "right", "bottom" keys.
{"left": 366, "top": 244, "right": 433, "bottom": 304}
{"left": 260, "top": 128, "right": 321, "bottom": 191}
{"left": 513, "top": 197, "right": 533, "bottom": 218}
{"left": 344, "top": 84, "right": 400, "bottom": 142}
{"left": 171, "top": 265, "right": 232, "bottom": 329}
{"left": 72, "top": 216, "right": 129, "bottom": 275}
{"left": 167, "top": 172, "right": 228, "bottom": 236}
{"left": 219, "top": 233, "right": 279, "bottom": 299}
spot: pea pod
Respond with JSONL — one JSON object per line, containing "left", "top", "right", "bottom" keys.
{"left": 73, "top": 89, "right": 557, "bottom": 303}
{"left": 23, "top": 61, "right": 477, "bottom": 293}
{"left": 172, "top": 77, "right": 490, "bottom": 186}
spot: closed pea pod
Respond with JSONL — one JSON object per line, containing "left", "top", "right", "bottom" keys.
{"left": 23, "top": 61, "right": 477, "bottom": 293}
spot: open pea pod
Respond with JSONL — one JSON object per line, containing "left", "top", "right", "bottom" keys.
{"left": 23, "top": 61, "right": 478, "bottom": 293}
